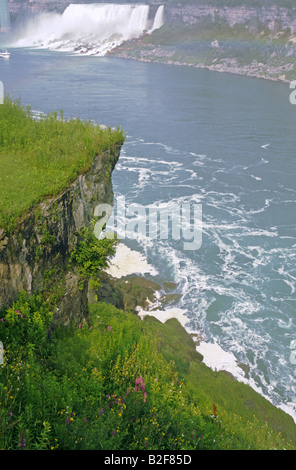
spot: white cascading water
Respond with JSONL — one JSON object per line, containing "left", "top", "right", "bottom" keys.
{"left": 13, "top": 3, "right": 165, "bottom": 55}
{"left": 149, "top": 4, "right": 164, "bottom": 32}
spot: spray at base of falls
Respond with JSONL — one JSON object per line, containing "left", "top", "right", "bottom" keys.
{"left": 12, "top": 3, "right": 165, "bottom": 56}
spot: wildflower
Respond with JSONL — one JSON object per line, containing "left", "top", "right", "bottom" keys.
{"left": 135, "top": 377, "right": 141, "bottom": 385}
{"left": 19, "top": 436, "right": 26, "bottom": 449}
{"left": 112, "top": 430, "right": 116, "bottom": 437}
{"left": 135, "top": 376, "right": 145, "bottom": 392}
{"left": 0, "top": 318, "right": 3, "bottom": 322}
{"left": 66, "top": 417, "right": 70, "bottom": 424}
{"left": 99, "top": 408, "right": 103, "bottom": 415}
{"left": 84, "top": 418, "right": 87, "bottom": 423}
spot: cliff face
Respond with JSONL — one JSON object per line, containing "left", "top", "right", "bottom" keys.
{"left": 166, "top": 4, "right": 296, "bottom": 33}
{"left": 8, "top": 0, "right": 70, "bottom": 16}
{"left": 0, "top": 145, "right": 122, "bottom": 325}
{"left": 7, "top": 0, "right": 296, "bottom": 34}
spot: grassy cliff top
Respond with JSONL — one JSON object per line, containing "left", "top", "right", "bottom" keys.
{"left": 0, "top": 98, "right": 125, "bottom": 232}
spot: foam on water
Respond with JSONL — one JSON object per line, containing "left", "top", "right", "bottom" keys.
{"left": 196, "top": 341, "right": 248, "bottom": 380}
{"left": 137, "top": 306, "right": 190, "bottom": 330}
{"left": 105, "top": 242, "right": 158, "bottom": 278}
{"left": 109, "top": 135, "right": 296, "bottom": 422}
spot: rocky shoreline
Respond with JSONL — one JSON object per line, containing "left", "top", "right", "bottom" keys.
{"left": 109, "top": 42, "right": 292, "bottom": 84}
{"left": 93, "top": 243, "right": 182, "bottom": 316}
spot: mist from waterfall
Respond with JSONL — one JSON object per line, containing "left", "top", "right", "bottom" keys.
{"left": 11, "top": 3, "right": 165, "bottom": 55}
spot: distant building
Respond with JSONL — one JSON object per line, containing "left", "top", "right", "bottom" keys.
{"left": 0, "top": 0, "right": 10, "bottom": 32}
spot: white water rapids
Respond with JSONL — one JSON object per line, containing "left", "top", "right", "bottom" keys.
{"left": 12, "top": 3, "right": 165, "bottom": 55}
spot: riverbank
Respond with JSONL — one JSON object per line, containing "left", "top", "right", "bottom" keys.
{"left": 98, "top": 242, "right": 296, "bottom": 426}
{"left": 110, "top": 49, "right": 291, "bottom": 83}
{"left": 108, "top": 20, "right": 296, "bottom": 84}
{"left": 119, "top": 52, "right": 291, "bottom": 83}
{"left": 2, "top": 287, "right": 296, "bottom": 449}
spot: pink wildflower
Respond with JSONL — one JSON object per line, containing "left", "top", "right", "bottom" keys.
{"left": 19, "top": 436, "right": 26, "bottom": 448}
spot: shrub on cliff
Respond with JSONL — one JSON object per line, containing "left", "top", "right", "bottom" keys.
{"left": 68, "top": 225, "right": 119, "bottom": 289}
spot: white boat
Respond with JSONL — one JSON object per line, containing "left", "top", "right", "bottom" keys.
{"left": 0, "top": 50, "right": 10, "bottom": 59}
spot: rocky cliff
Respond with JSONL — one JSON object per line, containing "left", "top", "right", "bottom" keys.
{"left": 8, "top": 0, "right": 69, "bottom": 16}
{"left": 0, "top": 144, "right": 122, "bottom": 325}
{"left": 7, "top": 0, "right": 296, "bottom": 33}
{"left": 166, "top": 4, "right": 296, "bottom": 33}
{"left": 105, "top": 2, "right": 296, "bottom": 82}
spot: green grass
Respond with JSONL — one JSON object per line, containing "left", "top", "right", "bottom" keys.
{"left": 143, "top": 316, "right": 296, "bottom": 448}
{"left": 0, "top": 293, "right": 295, "bottom": 450}
{"left": 0, "top": 97, "right": 125, "bottom": 232}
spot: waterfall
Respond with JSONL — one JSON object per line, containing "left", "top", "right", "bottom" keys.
{"left": 0, "top": 0, "right": 10, "bottom": 32}
{"left": 150, "top": 5, "right": 165, "bottom": 32}
{"left": 13, "top": 3, "right": 165, "bottom": 56}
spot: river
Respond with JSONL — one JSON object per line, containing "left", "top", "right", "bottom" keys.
{"left": 1, "top": 46, "right": 296, "bottom": 421}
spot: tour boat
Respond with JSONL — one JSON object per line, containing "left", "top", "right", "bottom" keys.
{"left": 0, "top": 49, "right": 10, "bottom": 59}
